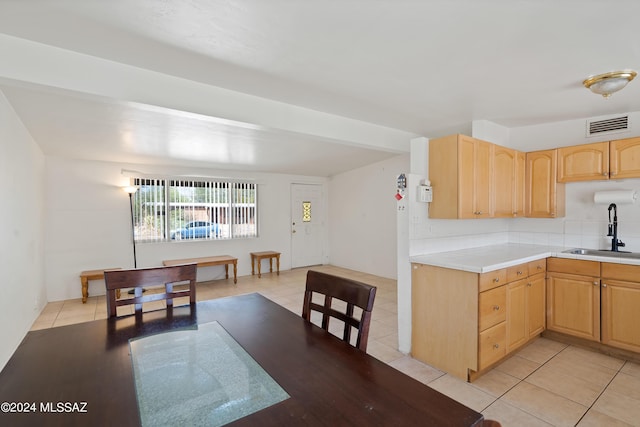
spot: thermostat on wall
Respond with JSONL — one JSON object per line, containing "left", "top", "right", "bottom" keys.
{"left": 417, "top": 184, "right": 432, "bottom": 203}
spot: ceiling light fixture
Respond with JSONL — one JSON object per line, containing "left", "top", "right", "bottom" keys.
{"left": 583, "top": 70, "right": 637, "bottom": 98}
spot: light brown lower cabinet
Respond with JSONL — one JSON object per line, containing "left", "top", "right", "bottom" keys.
{"left": 547, "top": 258, "right": 640, "bottom": 353}
{"left": 411, "top": 259, "right": 545, "bottom": 381}
{"left": 601, "top": 263, "right": 640, "bottom": 353}
{"left": 546, "top": 272, "right": 601, "bottom": 341}
{"left": 546, "top": 258, "right": 600, "bottom": 342}
{"left": 412, "top": 256, "right": 640, "bottom": 382}
{"left": 506, "top": 273, "right": 546, "bottom": 352}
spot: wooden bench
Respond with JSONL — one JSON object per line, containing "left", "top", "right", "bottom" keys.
{"left": 162, "top": 255, "right": 238, "bottom": 284}
{"left": 80, "top": 268, "right": 122, "bottom": 303}
{"left": 250, "top": 251, "right": 281, "bottom": 278}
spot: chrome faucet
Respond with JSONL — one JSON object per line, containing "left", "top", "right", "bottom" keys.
{"left": 607, "top": 203, "right": 625, "bottom": 251}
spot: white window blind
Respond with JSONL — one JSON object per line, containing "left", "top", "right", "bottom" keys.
{"left": 132, "top": 178, "right": 257, "bottom": 242}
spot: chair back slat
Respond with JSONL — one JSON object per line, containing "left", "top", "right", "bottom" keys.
{"left": 104, "top": 264, "right": 197, "bottom": 318}
{"left": 302, "top": 270, "right": 376, "bottom": 351}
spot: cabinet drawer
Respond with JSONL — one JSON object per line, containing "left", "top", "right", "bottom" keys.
{"left": 528, "top": 259, "right": 546, "bottom": 276}
{"left": 507, "top": 263, "right": 528, "bottom": 282}
{"left": 548, "top": 257, "right": 600, "bottom": 276}
{"left": 479, "top": 269, "right": 507, "bottom": 292}
{"left": 601, "top": 262, "right": 640, "bottom": 282}
{"left": 479, "top": 286, "right": 506, "bottom": 331}
{"left": 479, "top": 322, "right": 506, "bottom": 370}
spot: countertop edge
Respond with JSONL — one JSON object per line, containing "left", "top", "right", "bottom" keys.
{"left": 410, "top": 245, "right": 640, "bottom": 273}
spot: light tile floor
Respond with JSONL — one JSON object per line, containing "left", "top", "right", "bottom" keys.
{"left": 32, "top": 265, "right": 640, "bottom": 427}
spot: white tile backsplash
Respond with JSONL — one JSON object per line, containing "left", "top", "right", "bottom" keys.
{"left": 411, "top": 179, "right": 640, "bottom": 256}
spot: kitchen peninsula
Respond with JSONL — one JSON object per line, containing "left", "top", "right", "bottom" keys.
{"left": 410, "top": 243, "right": 640, "bottom": 381}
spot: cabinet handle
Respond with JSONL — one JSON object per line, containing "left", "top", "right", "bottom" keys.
{"left": 517, "top": 271, "right": 523, "bottom": 275}
{"left": 493, "top": 277, "right": 500, "bottom": 283}
{"left": 603, "top": 172, "right": 609, "bottom": 176}
{"left": 493, "top": 344, "right": 500, "bottom": 349}
{"left": 527, "top": 282, "right": 532, "bottom": 287}
{"left": 536, "top": 266, "right": 542, "bottom": 270}
{"left": 493, "top": 305, "right": 500, "bottom": 311}
{"left": 593, "top": 281, "right": 599, "bottom": 286}
{"left": 611, "top": 172, "right": 617, "bottom": 176}
{"left": 602, "top": 283, "right": 607, "bottom": 288}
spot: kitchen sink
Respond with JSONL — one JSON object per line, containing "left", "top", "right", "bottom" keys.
{"left": 562, "top": 248, "right": 640, "bottom": 259}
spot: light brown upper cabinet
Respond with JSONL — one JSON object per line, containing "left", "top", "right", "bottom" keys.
{"left": 429, "top": 134, "right": 493, "bottom": 219}
{"left": 557, "top": 137, "right": 640, "bottom": 182}
{"left": 525, "top": 149, "right": 565, "bottom": 218}
{"left": 610, "top": 137, "right": 640, "bottom": 179}
{"left": 557, "top": 142, "right": 609, "bottom": 182}
{"left": 494, "top": 146, "right": 526, "bottom": 217}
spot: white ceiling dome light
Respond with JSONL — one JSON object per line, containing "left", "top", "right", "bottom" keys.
{"left": 583, "top": 70, "right": 637, "bottom": 98}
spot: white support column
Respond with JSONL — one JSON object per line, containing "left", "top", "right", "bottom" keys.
{"left": 397, "top": 136, "right": 428, "bottom": 354}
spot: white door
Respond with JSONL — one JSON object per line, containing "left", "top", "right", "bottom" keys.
{"left": 291, "top": 184, "right": 324, "bottom": 268}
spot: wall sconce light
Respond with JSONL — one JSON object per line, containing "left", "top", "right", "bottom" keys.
{"left": 583, "top": 70, "right": 637, "bottom": 98}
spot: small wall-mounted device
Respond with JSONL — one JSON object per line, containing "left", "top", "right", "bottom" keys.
{"left": 417, "top": 181, "right": 432, "bottom": 203}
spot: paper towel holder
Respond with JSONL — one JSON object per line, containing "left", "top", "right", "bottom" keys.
{"left": 593, "top": 190, "right": 638, "bottom": 204}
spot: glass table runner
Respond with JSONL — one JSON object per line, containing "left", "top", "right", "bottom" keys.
{"left": 129, "top": 321, "right": 289, "bottom": 426}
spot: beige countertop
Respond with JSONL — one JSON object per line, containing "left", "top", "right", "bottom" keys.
{"left": 410, "top": 243, "right": 640, "bottom": 273}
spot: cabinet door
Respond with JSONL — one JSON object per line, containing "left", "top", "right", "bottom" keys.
{"left": 458, "top": 136, "right": 476, "bottom": 218}
{"left": 527, "top": 274, "right": 546, "bottom": 337}
{"left": 601, "top": 279, "right": 640, "bottom": 352}
{"left": 474, "top": 140, "right": 493, "bottom": 218}
{"left": 515, "top": 151, "right": 526, "bottom": 216}
{"left": 459, "top": 136, "right": 492, "bottom": 218}
{"left": 610, "top": 137, "right": 640, "bottom": 179}
{"left": 494, "top": 146, "right": 517, "bottom": 217}
{"left": 557, "top": 142, "right": 609, "bottom": 182}
{"left": 525, "top": 149, "right": 565, "bottom": 218}
{"left": 546, "top": 272, "right": 600, "bottom": 341}
{"left": 506, "top": 278, "right": 528, "bottom": 351}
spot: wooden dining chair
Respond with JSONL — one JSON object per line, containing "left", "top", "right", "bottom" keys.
{"left": 104, "top": 264, "right": 197, "bottom": 318}
{"left": 302, "top": 270, "right": 377, "bottom": 352}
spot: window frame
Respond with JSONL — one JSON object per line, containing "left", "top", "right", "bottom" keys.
{"left": 130, "top": 177, "right": 258, "bottom": 243}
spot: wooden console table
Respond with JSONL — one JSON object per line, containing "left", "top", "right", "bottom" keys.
{"left": 162, "top": 255, "right": 238, "bottom": 284}
{"left": 80, "top": 268, "right": 122, "bottom": 303}
{"left": 250, "top": 251, "right": 281, "bottom": 278}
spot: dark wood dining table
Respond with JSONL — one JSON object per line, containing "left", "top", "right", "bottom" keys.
{"left": 0, "top": 293, "right": 484, "bottom": 426}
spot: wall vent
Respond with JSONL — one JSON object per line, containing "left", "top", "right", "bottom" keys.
{"left": 586, "top": 114, "right": 630, "bottom": 137}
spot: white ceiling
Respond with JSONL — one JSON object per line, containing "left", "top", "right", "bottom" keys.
{"left": 1, "top": 1, "right": 640, "bottom": 176}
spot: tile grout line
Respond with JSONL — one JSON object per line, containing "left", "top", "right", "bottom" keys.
{"left": 573, "top": 358, "right": 629, "bottom": 426}
{"left": 473, "top": 344, "right": 573, "bottom": 424}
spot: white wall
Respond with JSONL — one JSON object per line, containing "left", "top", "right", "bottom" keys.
{"left": 0, "top": 91, "right": 46, "bottom": 369}
{"left": 328, "top": 154, "right": 409, "bottom": 279}
{"left": 509, "top": 112, "right": 640, "bottom": 151}
{"left": 45, "top": 157, "right": 327, "bottom": 301}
